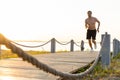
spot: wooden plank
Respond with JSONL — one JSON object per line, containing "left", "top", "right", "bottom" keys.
{"left": 0, "top": 51, "right": 98, "bottom": 80}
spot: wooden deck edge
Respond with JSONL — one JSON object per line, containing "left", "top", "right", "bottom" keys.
{"left": 57, "top": 60, "right": 95, "bottom": 80}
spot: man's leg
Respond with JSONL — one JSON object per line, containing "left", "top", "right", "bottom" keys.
{"left": 92, "top": 30, "right": 97, "bottom": 49}
{"left": 92, "top": 39, "right": 97, "bottom": 49}
{"left": 88, "top": 39, "right": 93, "bottom": 50}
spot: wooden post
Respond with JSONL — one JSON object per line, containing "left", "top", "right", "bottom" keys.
{"left": 113, "top": 39, "right": 118, "bottom": 57}
{"left": 101, "top": 34, "right": 105, "bottom": 46}
{"left": 80, "top": 40, "right": 84, "bottom": 51}
{"left": 119, "top": 41, "right": 120, "bottom": 53}
{"left": 51, "top": 38, "right": 56, "bottom": 53}
{"left": 100, "top": 32, "right": 111, "bottom": 68}
{"left": 117, "top": 40, "right": 120, "bottom": 54}
{"left": 113, "top": 39, "right": 120, "bottom": 57}
{"left": 70, "top": 40, "right": 74, "bottom": 52}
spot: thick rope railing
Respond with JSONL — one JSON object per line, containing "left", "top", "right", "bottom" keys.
{"left": 11, "top": 40, "right": 51, "bottom": 48}
{"left": 0, "top": 33, "right": 106, "bottom": 79}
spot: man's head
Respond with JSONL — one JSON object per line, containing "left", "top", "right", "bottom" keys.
{"left": 87, "top": 11, "right": 92, "bottom": 18}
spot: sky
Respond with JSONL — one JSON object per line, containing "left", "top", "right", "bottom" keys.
{"left": 0, "top": 0, "right": 120, "bottom": 42}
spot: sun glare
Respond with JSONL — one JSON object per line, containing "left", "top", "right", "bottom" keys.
{"left": 0, "top": 76, "right": 13, "bottom": 80}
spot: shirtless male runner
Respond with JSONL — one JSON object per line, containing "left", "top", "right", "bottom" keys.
{"left": 85, "top": 11, "right": 100, "bottom": 51}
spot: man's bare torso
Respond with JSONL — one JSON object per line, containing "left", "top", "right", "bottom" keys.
{"left": 85, "top": 17, "right": 98, "bottom": 30}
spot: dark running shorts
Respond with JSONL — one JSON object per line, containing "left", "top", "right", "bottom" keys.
{"left": 86, "top": 29, "right": 96, "bottom": 40}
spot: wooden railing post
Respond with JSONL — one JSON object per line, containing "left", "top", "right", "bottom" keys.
{"left": 113, "top": 39, "right": 120, "bottom": 57}
{"left": 70, "top": 40, "right": 74, "bottom": 52}
{"left": 113, "top": 39, "right": 117, "bottom": 57}
{"left": 51, "top": 38, "right": 56, "bottom": 53}
{"left": 100, "top": 32, "right": 111, "bottom": 68}
{"left": 119, "top": 41, "right": 120, "bottom": 53}
{"left": 101, "top": 34, "right": 105, "bottom": 46}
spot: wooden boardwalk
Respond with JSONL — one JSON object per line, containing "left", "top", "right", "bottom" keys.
{"left": 0, "top": 51, "right": 98, "bottom": 80}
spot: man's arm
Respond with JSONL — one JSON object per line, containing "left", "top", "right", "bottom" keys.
{"left": 85, "top": 19, "right": 88, "bottom": 29}
{"left": 96, "top": 19, "right": 100, "bottom": 32}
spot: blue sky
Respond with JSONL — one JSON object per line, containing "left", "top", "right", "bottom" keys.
{"left": 0, "top": 0, "right": 120, "bottom": 42}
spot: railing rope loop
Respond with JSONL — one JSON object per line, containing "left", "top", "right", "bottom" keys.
{"left": 55, "top": 39, "right": 70, "bottom": 45}
{"left": 74, "top": 42, "right": 80, "bottom": 47}
{"left": 10, "top": 40, "right": 51, "bottom": 48}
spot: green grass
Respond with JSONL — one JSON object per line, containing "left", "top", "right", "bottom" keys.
{"left": 0, "top": 50, "right": 50, "bottom": 59}
{"left": 77, "top": 53, "right": 120, "bottom": 79}
{"left": 0, "top": 50, "right": 69, "bottom": 59}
